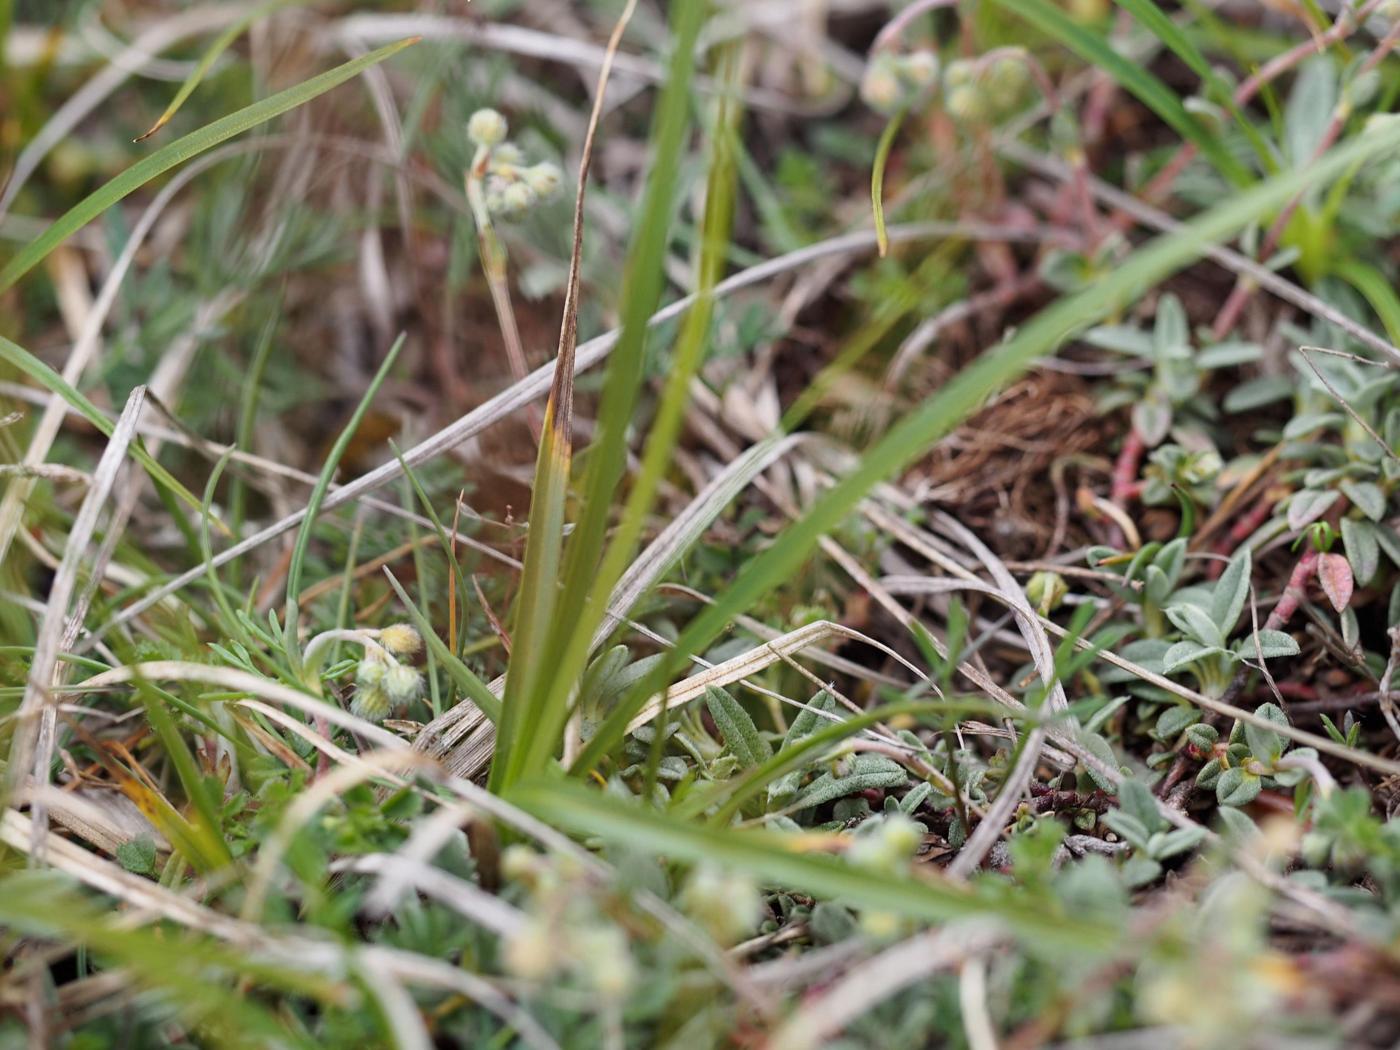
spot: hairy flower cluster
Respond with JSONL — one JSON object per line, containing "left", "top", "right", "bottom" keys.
{"left": 351, "top": 624, "right": 423, "bottom": 722}
{"left": 499, "top": 846, "right": 636, "bottom": 1000}
{"left": 467, "top": 107, "right": 563, "bottom": 218}
{"left": 861, "top": 47, "right": 1032, "bottom": 123}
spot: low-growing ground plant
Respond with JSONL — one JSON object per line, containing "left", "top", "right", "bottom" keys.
{"left": 10, "top": 1, "right": 1400, "bottom": 1048}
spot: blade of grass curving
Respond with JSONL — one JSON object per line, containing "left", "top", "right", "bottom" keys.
{"left": 1113, "top": 0, "right": 1272, "bottom": 168}
{"left": 0, "top": 333, "right": 210, "bottom": 519}
{"left": 871, "top": 110, "right": 904, "bottom": 257}
{"left": 508, "top": 779, "right": 1115, "bottom": 950}
{"left": 571, "top": 112, "right": 1400, "bottom": 776}
{"left": 513, "top": 26, "right": 736, "bottom": 789}
{"left": 283, "top": 334, "right": 405, "bottom": 660}
{"left": 0, "top": 35, "right": 418, "bottom": 292}
{"left": 1332, "top": 257, "right": 1400, "bottom": 348}
{"left": 135, "top": 0, "right": 302, "bottom": 141}
{"left": 993, "top": 0, "right": 1250, "bottom": 187}
{"left": 229, "top": 296, "right": 281, "bottom": 577}
{"left": 491, "top": 0, "right": 688, "bottom": 793}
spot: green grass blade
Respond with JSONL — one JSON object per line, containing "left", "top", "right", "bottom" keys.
{"left": 993, "top": 0, "right": 1250, "bottom": 187}
{"left": 135, "top": 0, "right": 301, "bottom": 141}
{"left": 871, "top": 110, "right": 904, "bottom": 257}
{"left": 283, "top": 334, "right": 405, "bottom": 646}
{"left": 514, "top": 30, "right": 735, "bottom": 787}
{"left": 493, "top": 0, "right": 708, "bottom": 792}
{"left": 0, "top": 35, "right": 419, "bottom": 292}
{"left": 1113, "top": 0, "right": 1272, "bottom": 168}
{"left": 1332, "top": 257, "right": 1400, "bottom": 349}
{"left": 0, "top": 333, "right": 210, "bottom": 520}
{"left": 508, "top": 779, "right": 1117, "bottom": 950}
{"left": 572, "top": 112, "right": 1400, "bottom": 776}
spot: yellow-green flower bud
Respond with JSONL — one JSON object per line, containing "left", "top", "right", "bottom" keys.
{"left": 379, "top": 623, "right": 422, "bottom": 657}
{"left": 523, "top": 162, "right": 562, "bottom": 199}
{"left": 467, "top": 107, "right": 508, "bottom": 147}
{"left": 897, "top": 50, "right": 940, "bottom": 91}
{"left": 1026, "top": 570, "right": 1069, "bottom": 615}
{"left": 861, "top": 52, "right": 907, "bottom": 115}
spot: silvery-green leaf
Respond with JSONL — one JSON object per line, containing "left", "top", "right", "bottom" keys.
{"left": 704, "top": 686, "right": 772, "bottom": 769}
{"left": 1079, "top": 732, "right": 1122, "bottom": 792}
{"left": 1154, "top": 537, "right": 1187, "bottom": 588}
{"left": 1143, "top": 565, "right": 1173, "bottom": 606}
{"left": 1282, "top": 412, "right": 1344, "bottom": 439}
{"left": 1153, "top": 294, "right": 1189, "bottom": 355}
{"left": 1196, "top": 757, "right": 1223, "bottom": 789}
{"left": 1117, "top": 778, "right": 1162, "bottom": 831}
{"left": 1341, "top": 606, "right": 1360, "bottom": 651}
{"left": 1196, "top": 341, "right": 1263, "bottom": 369}
{"left": 1124, "top": 542, "right": 1162, "bottom": 584}
{"left": 1102, "top": 810, "right": 1151, "bottom": 849}
{"left": 1245, "top": 703, "right": 1288, "bottom": 763}
{"left": 1133, "top": 398, "right": 1172, "bottom": 447}
{"left": 1216, "top": 766, "right": 1263, "bottom": 807}
{"left": 1083, "top": 324, "right": 1155, "bottom": 356}
{"left": 1154, "top": 705, "right": 1200, "bottom": 742}
{"left": 1122, "top": 854, "right": 1163, "bottom": 888}
{"left": 1375, "top": 524, "right": 1400, "bottom": 568}
{"left": 1163, "top": 640, "right": 1207, "bottom": 673}
{"left": 791, "top": 754, "right": 905, "bottom": 810}
{"left": 1341, "top": 517, "right": 1380, "bottom": 586}
{"left": 1166, "top": 603, "right": 1225, "bottom": 647}
{"left": 1224, "top": 375, "right": 1293, "bottom": 412}
{"left": 1216, "top": 805, "right": 1259, "bottom": 840}
{"left": 1233, "top": 629, "right": 1300, "bottom": 660}
{"left": 1285, "top": 57, "right": 1338, "bottom": 168}
{"left": 1153, "top": 825, "right": 1208, "bottom": 859}
{"left": 1340, "top": 479, "right": 1385, "bottom": 521}
{"left": 1287, "top": 489, "right": 1339, "bottom": 531}
{"left": 1210, "top": 547, "right": 1251, "bottom": 634}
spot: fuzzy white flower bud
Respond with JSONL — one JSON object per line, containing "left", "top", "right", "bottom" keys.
{"left": 468, "top": 108, "right": 508, "bottom": 147}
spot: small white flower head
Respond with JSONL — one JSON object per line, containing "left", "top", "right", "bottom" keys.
{"left": 384, "top": 662, "right": 422, "bottom": 704}
{"left": 501, "top": 844, "right": 542, "bottom": 884}
{"left": 944, "top": 82, "right": 985, "bottom": 124}
{"left": 503, "top": 919, "right": 558, "bottom": 981}
{"left": 985, "top": 53, "right": 1031, "bottom": 111}
{"left": 355, "top": 657, "right": 387, "bottom": 690}
{"left": 352, "top": 680, "right": 391, "bottom": 723}
{"left": 379, "top": 623, "right": 422, "bottom": 657}
{"left": 522, "top": 162, "right": 562, "bottom": 199}
{"left": 849, "top": 814, "right": 923, "bottom": 873}
{"left": 897, "top": 50, "right": 940, "bottom": 91}
{"left": 493, "top": 181, "right": 537, "bottom": 216}
{"left": 681, "top": 865, "right": 760, "bottom": 946}
{"left": 489, "top": 142, "right": 525, "bottom": 169}
{"left": 860, "top": 52, "right": 906, "bottom": 115}
{"left": 573, "top": 926, "right": 633, "bottom": 1001}
{"left": 943, "top": 58, "right": 978, "bottom": 89}
{"left": 468, "top": 107, "right": 508, "bottom": 147}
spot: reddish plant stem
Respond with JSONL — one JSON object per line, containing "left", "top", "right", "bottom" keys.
{"left": 1106, "top": 426, "right": 1147, "bottom": 546}
{"left": 1266, "top": 547, "right": 1320, "bottom": 632}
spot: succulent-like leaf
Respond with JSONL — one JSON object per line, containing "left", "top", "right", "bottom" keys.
{"left": 1340, "top": 480, "right": 1385, "bottom": 521}
{"left": 1318, "top": 552, "right": 1355, "bottom": 613}
{"left": 1233, "top": 629, "right": 1301, "bottom": 660}
{"left": 1341, "top": 517, "right": 1380, "bottom": 586}
{"left": 1210, "top": 547, "right": 1251, "bottom": 634}
{"left": 1287, "top": 489, "right": 1340, "bottom": 531}
{"left": 1166, "top": 603, "right": 1225, "bottom": 648}
{"left": 1216, "top": 766, "right": 1262, "bottom": 807}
